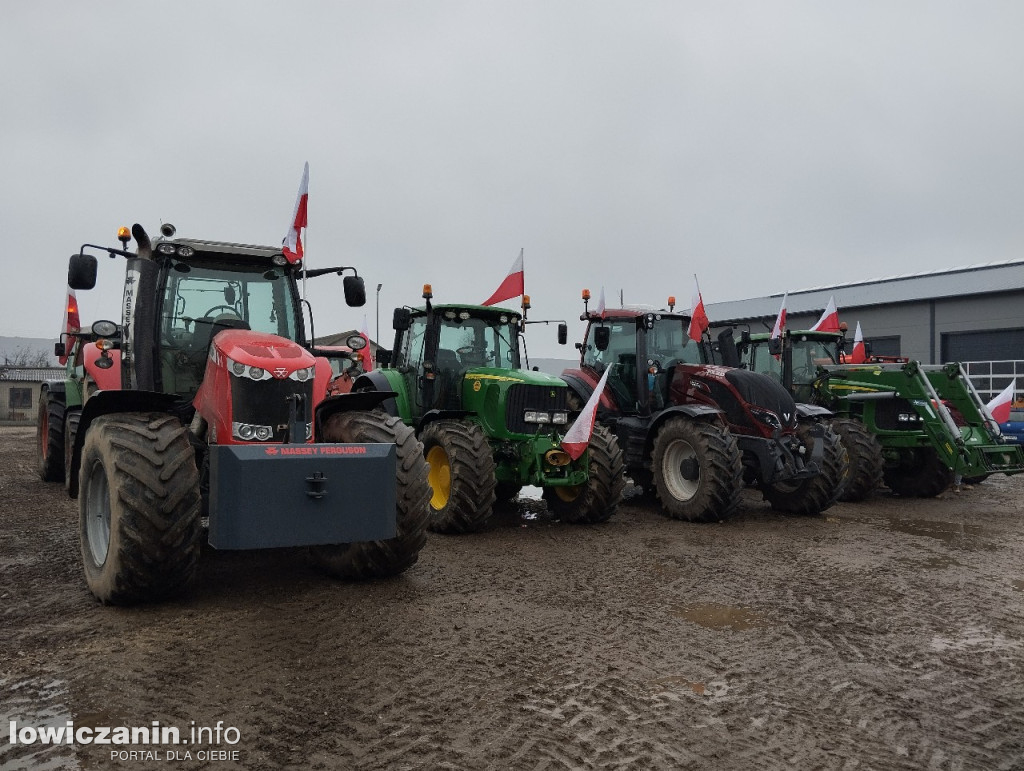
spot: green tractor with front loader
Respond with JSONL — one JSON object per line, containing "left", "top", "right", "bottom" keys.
{"left": 734, "top": 329, "right": 1024, "bottom": 496}
{"left": 353, "top": 286, "right": 625, "bottom": 532}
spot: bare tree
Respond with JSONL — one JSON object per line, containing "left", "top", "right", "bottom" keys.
{"left": 4, "top": 346, "right": 54, "bottom": 367}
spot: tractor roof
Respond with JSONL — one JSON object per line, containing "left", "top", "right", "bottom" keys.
{"left": 585, "top": 308, "right": 690, "bottom": 322}
{"left": 412, "top": 303, "right": 522, "bottom": 319}
{"left": 747, "top": 329, "right": 844, "bottom": 341}
{"left": 158, "top": 237, "right": 285, "bottom": 261}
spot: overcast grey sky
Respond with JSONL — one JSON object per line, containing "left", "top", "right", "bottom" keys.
{"left": 2, "top": 1, "right": 1022, "bottom": 358}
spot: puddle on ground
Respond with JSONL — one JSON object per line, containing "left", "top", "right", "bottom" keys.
{"left": 0, "top": 676, "right": 80, "bottom": 770}
{"left": 670, "top": 602, "right": 772, "bottom": 631}
{"left": 839, "top": 514, "right": 993, "bottom": 549}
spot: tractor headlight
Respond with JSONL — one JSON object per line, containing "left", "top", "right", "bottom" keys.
{"left": 750, "top": 407, "right": 782, "bottom": 430}
{"left": 231, "top": 361, "right": 246, "bottom": 376}
{"left": 232, "top": 422, "right": 275, "bottom": 442}
{"left": 157, "top": 243, "right": 176, "bottom": 255}
{"left": 248, "top": 366, "right": 265, "bottom": 380}
{"left": 525, "top": 410, "right": 551, "bottom": 424}
{"left": 552, "top": 411, "right": 568, "bottom": 425}
{"left": 290, "top": 365, "right": 315, "bottom": 381}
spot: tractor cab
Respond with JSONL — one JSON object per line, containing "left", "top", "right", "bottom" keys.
{"left": 390, "top": 296, "right": 525, "bottom": 418}
{"left": 738, "top": 330, "right": 844, "bottom": 403}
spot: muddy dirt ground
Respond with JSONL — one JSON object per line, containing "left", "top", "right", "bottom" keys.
{"left": 2, "top": 425, "right": 1023, "bottom": 770}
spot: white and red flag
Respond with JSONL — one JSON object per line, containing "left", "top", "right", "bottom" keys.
{"left": 809, "top": 295, "right": 840, "bottom": 333}
{"left": 770, "top": 293, "right": 787, "bottom": 341}
{"left": 482, "top": 249, "right": 524, "bottom": 306}
{"left": 59, "top": 287, "right": 80, "bottom": 365}
{"left": 596, "top": 286, "right": 606, "bottom": 318}
{"left": 987, "top": 379, "right": 1016, "bottom": 424}
{"left": 282, "top": 162, "right": 309, "bottom": 264}
{"left": 561, "top": 366, "right": 611, "bottom": 461}
{"left": 847, "top": 321, "right": 867, "bottom": 364}
{"left": 360, "top": 314, "right": 373, "bottom": 372}
{"left": 688, "top": 275, "right": 709, "bottom": 342}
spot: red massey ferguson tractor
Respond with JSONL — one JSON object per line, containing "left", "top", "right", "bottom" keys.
{"left": 560, "top": 297, "right": 848, "bottom": 522}
{"left": 60, "top": 223, "right": 430, "bottom": 605}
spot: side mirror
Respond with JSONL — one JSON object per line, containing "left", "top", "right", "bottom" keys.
{"left": 594, "top": 326, "right": 610, "bottom": 351}
{"left": 557, "top": 323, "right": 567, "bottom": 345}
{"left": 224, "top": 285, "right": 236, "bottom": 305}
{"left": 717, "top": 328, "right": 740, "bottom": 368}
{"left": 54, "top": 342, "right": 66, "bottom": 358}
{"left": 376, "top": 349, "right": 392, "bottom": 367}
{"left": 343, "top": 275, "right": 366, "bottom": 307}
{"left": 393, "top": 307, "right": 411, "bottom": 331}
{"left": 768, "top": 337, "right": 782, "bottom": 356}
{"left": 68, "top": 253, "right": 98, "bottom": 290}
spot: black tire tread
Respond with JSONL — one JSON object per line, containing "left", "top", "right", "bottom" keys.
{"left": 37, "top": 391, "right": 66, "bottom": 483}
{"left": 313, "top": 411, "right": 430, "bottom": 577}
{"left": 651, "top": 418, "right": 744, "bottom": 522}
{"left": 79, "top": 413, "right": 201, "bottom": 605}
{"left": 831, "top": 418, "right": 884, "bottom": 502}
{"left": 764, "top": 424, "right": 849, "bottom": 515}
{"left": 543, "top": 424, "right": 626, "bottom": 524}
{"left": 419, "top": 420, "right": 497, "bottom": 534}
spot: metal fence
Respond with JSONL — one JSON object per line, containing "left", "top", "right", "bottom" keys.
{"left": 963, "top": 360, "right": 1024, "bottom": 404}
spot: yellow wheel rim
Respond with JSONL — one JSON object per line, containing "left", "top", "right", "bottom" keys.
{"left": 426, "top": 445, "right": 452, "bottom": 510}
{"left": 555, "top": 485, "right": 582, "bottom": 503}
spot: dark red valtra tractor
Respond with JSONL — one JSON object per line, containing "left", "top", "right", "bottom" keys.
{"left": 62, "top": 223, "right": 430, "bottom": 605}
{"left": 561, "top": 294, "right": 847, "bottom": 522}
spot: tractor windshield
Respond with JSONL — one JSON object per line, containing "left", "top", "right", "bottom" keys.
{"left": 435, "top": 311, "right": 521, "bottom": 372}
{"left": 790, "top": 336, "right": 840, "bottom": 385}
{"left": 158, "top": 259, "right": 299, "bottom": 397}
{"left": 647, "top": 317, "right": 703, "bottom": 365}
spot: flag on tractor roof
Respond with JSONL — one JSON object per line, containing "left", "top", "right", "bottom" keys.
{"left": 561, "top": 365, "right": 611, "bottom": 461}
{"left": 987, "top": 379, "right": 1016, "bottom": 424}
{"left": 282, "top": 162, "right": 309, "bottom": 264}
{"left": 360, "top": 314, "right": 373, "bottom": 372}
{"left": 482, "top": 249, "right": 525, "bottom": 306}
{"left": 809, "top": 295, "right": 840, "bottom": 333}
{"left": 688, "top": 275, "right": 709, "bottom": 342}
{"left": 771, "top": 293, "right": 787, "bottom": 340}
{"left": 59, "top": 287, "right": 80, "bottom": 365}
{"left": 847, "top": 321, "right": 867, "bottom": 363}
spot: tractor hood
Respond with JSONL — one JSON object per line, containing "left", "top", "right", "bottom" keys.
{"left": 461, "top": 366, "right": 566, "bottom": 390}
{"left": 210, "top": 329, "right": 316, "bottom": 376}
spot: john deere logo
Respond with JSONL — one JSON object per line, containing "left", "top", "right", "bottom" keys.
{"left": 473, "top": 380, "right": 482, "bottom": 392}
{"left": 273, "top": 368, "right": 288, "bottom": 379}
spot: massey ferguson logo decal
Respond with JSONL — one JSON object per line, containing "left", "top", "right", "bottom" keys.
{"left": 273, "top": 367, "right": 288, "bottom": 379}
{"left": 263, "top": 445, "right": 368, "bottom": 456}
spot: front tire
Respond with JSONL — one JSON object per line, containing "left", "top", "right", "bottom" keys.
{"left": 542, "top": 424, "right": 625, "bottom": 524}
{"left": 37, "top": 390, "right": 66, "bottom": 483}
{"left": 884, "top": 448, "right": 954, "bottom": 497}
{"left": 651, "top": 418, "right": 743, "bottom": 522}
{"left": 64, "top": 409, "right": 81, "bottom": 497}
{"left": 419, "top": 420, "right": 497, "bottom": 533}
{"left": 831, "top": 419, "right": 884, "bottom": 502}
{"left": 763, "top": 424, "right": 849, "bottom": 515}
{"left": 312, "top": 411, "right": 431, "bottom": 578}
{"left": 78, "top": 413, "right": 201, "bottom": 605}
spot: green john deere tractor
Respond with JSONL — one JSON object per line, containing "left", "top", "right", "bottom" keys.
{"left": 735, "top": 329, "right": 1024, "bottom": 497}
{"left": 353, "top": 287, "right": 625, "bottom": 532}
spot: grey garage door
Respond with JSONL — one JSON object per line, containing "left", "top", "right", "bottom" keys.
{"left": 941, "top": 328, "right": 1024, "bottom": 362}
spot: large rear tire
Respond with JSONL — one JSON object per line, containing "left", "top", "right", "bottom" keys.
{"left": 78, "top": 413, "right": 201, "bottom": 605}
{"left": 831, "top": 418, "right": 884, "bottom": 502}
{"left": 64, "top": 409, "right": 81, "bottom": 497}
{"left": 884, "top": 448, "right": 954, "bottom": 497}
{"left": 651, "top": 418, "right": 743, "bottom": 522}
{"left": 763, "top": 424, "right": 849, "bottom": 515}
{"left": 419, "top": 419, "right": 496, "bottom": 534}
{"left": 312, "top": 411, "right": 431, "bottom": 578}
{"left": 37, "top": 390, "right": 66, "bottom": 483}
{"left": 543, "top": 424, "right": 625, "bottom": 524}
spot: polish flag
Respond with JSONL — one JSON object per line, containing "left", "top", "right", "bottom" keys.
{"left": 770, "top": 293, "right": 787, "bottom": 340}
{"left": 561, "top": 366, "right": 611, "bottom": 461}
{"left": 282, "top": 162, "right": 309, "bottom": 264}
{"left": 482, "top": 249, "right": 524, "bottom": 306}
{"left": 987, "top": 379, "right": 1016, "bottom": 424}
{"left": 848, "top": 321, "right": 867, "bottom": 363}
{"left": 359, "top": 315, "right": 373, "bottom": 372}
{"left": 59, "top": 287, "right": 80, "bottom": 365}
{"left": 809, "top": 295, "right": 840, "bottom": 333}
{"left": 688, "top": 276, "right": 709, "bottom": 342}
{"left": 596, "top": 286, "right": 606, "bottom": 318}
